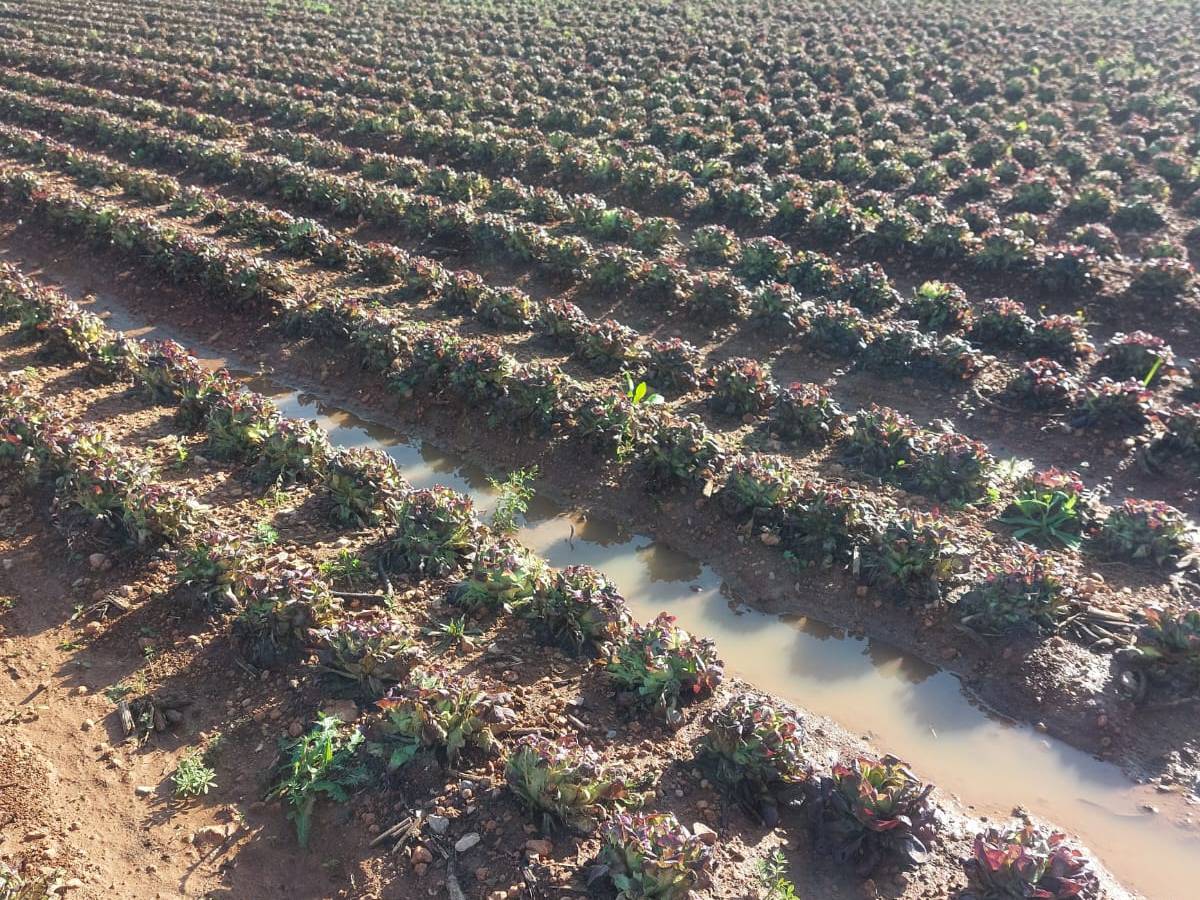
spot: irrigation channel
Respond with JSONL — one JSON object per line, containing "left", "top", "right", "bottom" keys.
{"left": 85, "top": 294, "right": 1199, "bottom": 900}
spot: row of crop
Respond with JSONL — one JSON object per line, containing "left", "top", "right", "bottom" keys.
{"left": 2, "top": 166, "right": 1194, "bottom": 632}
{"left": 1, "top": 85, "right": 1184, "bottom": 403}
{"left": 4, "top": 23, "right": 1196, "bottom": 295}
{"left": 18, "top": 130, "right": 1194, "bottom": 457}
{"left": 0, "top": 260, "right": 1149, "bottom": 897}
{"left": 10, "top": 4, "right": 1195, "bottom": 235}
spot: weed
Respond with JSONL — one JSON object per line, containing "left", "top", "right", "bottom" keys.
{"left": 267, "top": 715, "right": 368, "bottom": 847}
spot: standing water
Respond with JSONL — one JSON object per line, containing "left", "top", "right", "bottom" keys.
{"left": 97, "top": 304, "right": 1200, "bottom": 899}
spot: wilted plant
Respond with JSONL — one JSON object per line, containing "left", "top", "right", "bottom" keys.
{"left": 594, "top": 811, "right": 713, "bottom": 900}
{"left": 641, "top": 416, "right": 726, "bottom": 491}
{"left": 961, "top": 824, "right": 1100, "bottom": 900}
{"left": 1129, "top": 607, "right": 1200, "bottom": 687}
{"left": 999, "top": 468, "right": 1089, "bottom": 549}
{"left": 505, "top": 734, "right": 636, "bottom": 833}
{"left": 861, "top": 513, "right": 961, "bottom": 604}
{"left": 1098, "top": 498, "right": 1194, "bottom": 568}
{"left": 233, "top": 566, "right": 336, "bottom": 667}
{"left": 698, "top": 692, "right": 807, "bottom": 824}
{"left": 322, "top": 447, "right": 405, "bottom": 527}
{"left": 173, "top": 531, "right": 256, "bottom": 612}
{"left": 380, "top": 487, "right": 479, "bottom": 576}
{"left": 1071, "top": 378, "right": 1157, "bottom": 432}
{"left": 958, "top": 548, "right": 1068, "bottom": 634}
{"left": 450, "top": 540, "right": 547, "bottom": 615}
{"left": 1007, "top": 358, "right": 1080, "bottom": 411}
{"left": 314, "top": 618, "right": 422, "bottom": 697}
{"left": 267, "top": 715, "right": 368, "bottom": 848}
{"left": 768, "top": 383, "right": 845, "bottom": 444}
{"left": 813, "top": 756, "right": 936, "bottom": 874}
{"left": 1097, "top": 331, "right": 1175, "bottom": 384}
{"left": 529, "top": 564, "right": 632, "bottom": 653}
{"left": 379, "top": 666, "right": 511, "bottom": 768}
{"left": 705, "top": 357, "right": 777, "bottom": 417}
{"left": 606, "top": 613, "right": 723, "bottom": 725}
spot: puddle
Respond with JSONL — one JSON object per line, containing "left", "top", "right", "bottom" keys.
{"left": 95, "top": 299, "right": 1199, "bottom": 898}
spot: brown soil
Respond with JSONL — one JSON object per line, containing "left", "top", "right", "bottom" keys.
{"left": 0, "top": 214, "right": 1196, "bottom": 801}
{"left": 0, "top": 269, "right": 1010, "bottom": 899}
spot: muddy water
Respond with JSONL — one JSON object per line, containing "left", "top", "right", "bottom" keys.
{"left": 95, "top": 304, "right": 1196, "bottom": 899}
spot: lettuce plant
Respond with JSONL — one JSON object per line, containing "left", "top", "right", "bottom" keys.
{"left": 699, "top": 692, "right": 807, "bottom": 824}
{"left": 641, "top": 417, "right": 726, "bottom": 491}
{"left": 814, "top": 756, "right": 936, "bottom": 873}
{"left": 380, "top": 487, "right": 479, "bottom": 576}
{"left": 862, "top": 513, "right": 961, "bottom": 604}
{"left": 379, "top": 666, "right": 510, "bottom": 768}
{"left": 962, "top": 825, "right": 1100, "bottom": 900}
{"left": 173, "top": 531, "right": 257, "bottom": 613}
{"left": 705, "top": 357, "right": 777, "bottom": 417}
{"left": 314, "top": 618, "right": 422, "bottom": 697}
{"left": 450, "top": 540, "right": 547, "bottom": 615}
{"left": 505, "top": 734, "right": 635, "bottom": 833}
{"left": 233, "top": 566, "right": 337, "bottom": 667}
{"left": 1008, "top": 359, "right": 1080, "bottom": 411}
{"left": 958, "top": 548, "right": 1068, "bottom": 634}
{"left": 908, "top": 280, "right": 971, "bottom": 332}
{"left": 595, "top": 812, "right": 713, "bottom": 899}
{"left": 768, "top": 383, "right": 844, "bottom": 444}
{"left": 1130, "top": 607, "right": 1200, "bottom": 687}
{"left": 606, "top": 614, "right": 723, "bottom": 725}
{"left": 529, "top": 564, "right": 633, "bottom": 653}
{"left": 1098, "top": 499, "right": 1195, "bottom": 568}
{"left": 322, "top": 447, "right": 406, "bottom": 527}
{"left": 1097, "top": 331, "right": 1174, "bottom": 384}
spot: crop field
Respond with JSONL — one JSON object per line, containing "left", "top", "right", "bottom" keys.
{"left": 0, "top": 0, "right": 1196, "bottom": 898}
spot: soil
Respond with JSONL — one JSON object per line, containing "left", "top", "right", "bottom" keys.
{"left": 0, "top": 303, "right": 1003, "bottom": 899}
{"left": 0, "top": 215, "right": 1196, "bottom": 803}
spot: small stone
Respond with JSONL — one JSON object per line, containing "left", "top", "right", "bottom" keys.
{"left": 287, "top": 721, "right": 304, "bottom": 738}
{"left": 83, "top": 621, "right": 103, "bottom": 638}
{"left": 427, "top": 815, "right": 450, "bottom": 835}
{"left": 524, "top": 839, "right": 552, "bottom": 857}
{"left": 691, "top": 822, "right": 718, "bottom": 846}
{"left": 411, "top": 846, "right": 434, "bottom": 865}
{"left": 454, "top": 832, "right": 481, "bottom": 853}
{"left": 87, "top": 553, "right": 109, "bottom": 571}
{"left": 24, "top": 829, "right": 48, "bottom": 841}
{"left": 81, "top": 719, "right": 94, "bottom": 731}
{"left": 135, "top": 785, "right": 155, "bottom": 797}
